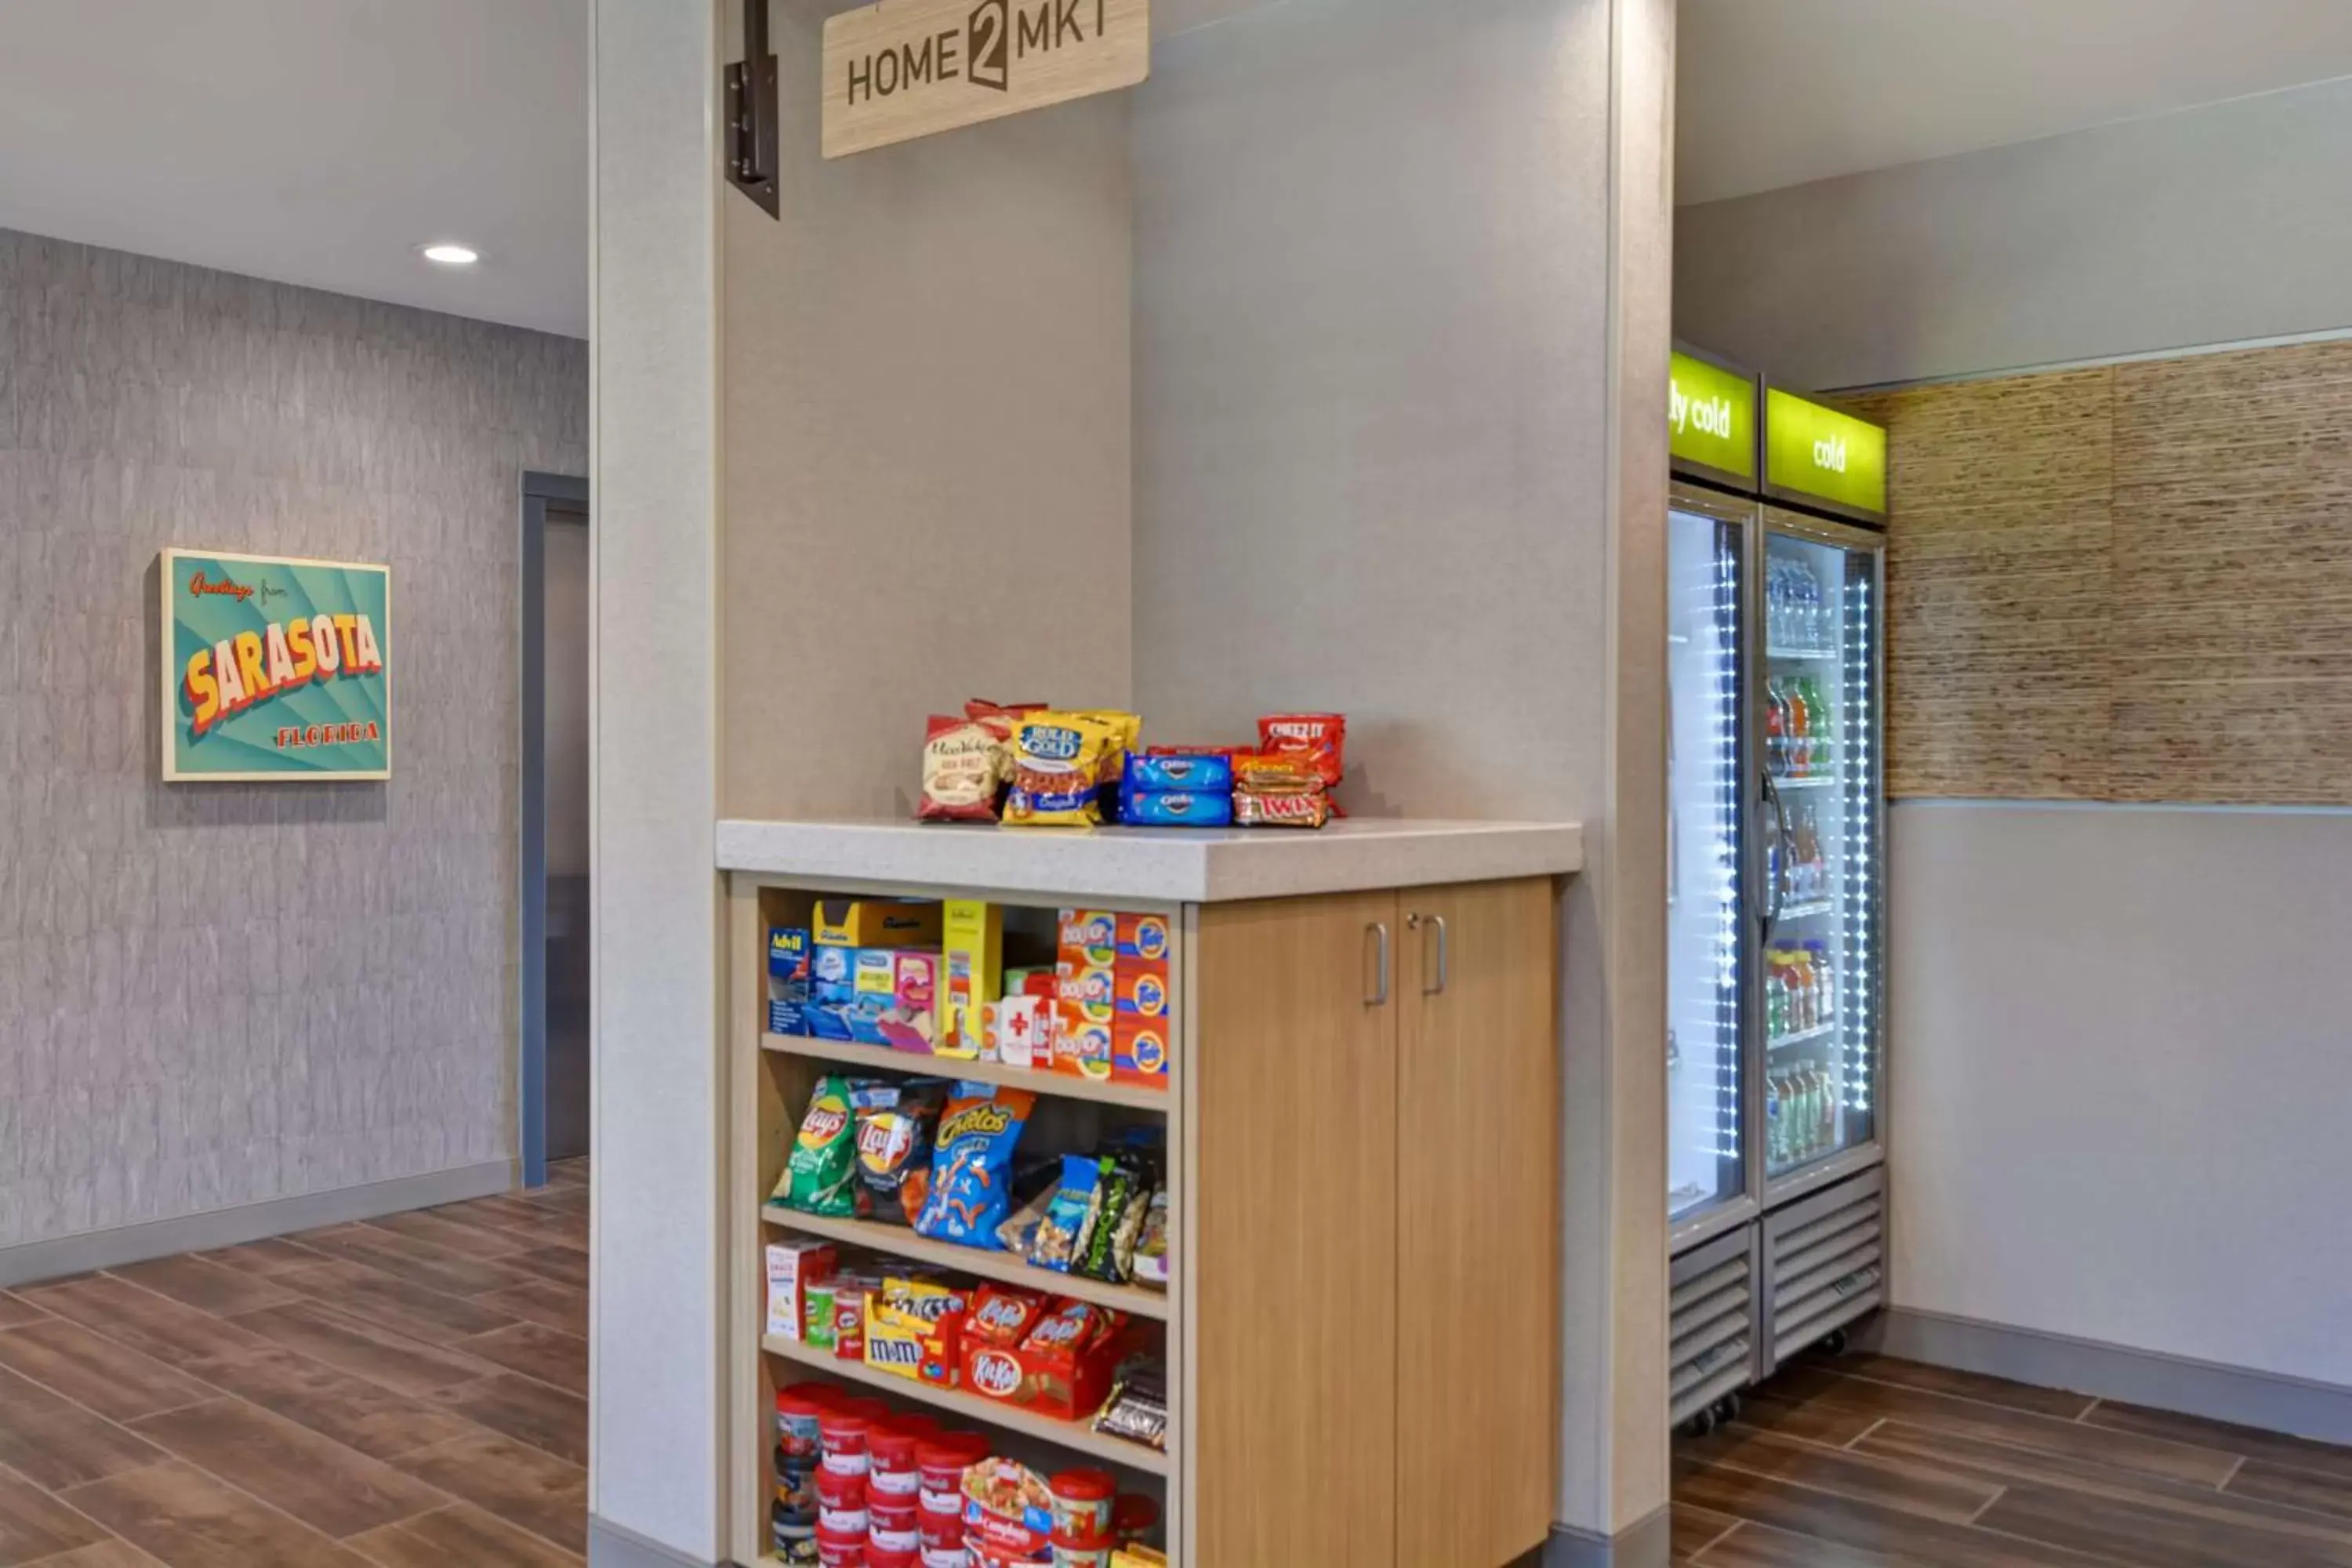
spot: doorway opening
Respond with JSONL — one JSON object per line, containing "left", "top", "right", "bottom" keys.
{"left": 521, "top": 470, "right": 590, "bottom": 1189}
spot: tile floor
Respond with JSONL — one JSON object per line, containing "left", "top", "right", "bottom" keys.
{"left": 1675, "top": 1350, "right": 2352, "bottom": 1566}
{"left": 0, "top": 1160, "right": 587, "bottom": 1568}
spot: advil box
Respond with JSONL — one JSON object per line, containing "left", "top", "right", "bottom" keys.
{"left": 767, "top": 928, "right": 811, "bottom": 1036}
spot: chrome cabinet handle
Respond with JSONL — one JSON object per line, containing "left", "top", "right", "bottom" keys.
{"left": 1366, "top": 922, "right": 1390, "bottom": 1007}
{"left": 1409, "top": 912, "right": 1450, "bottom": 995}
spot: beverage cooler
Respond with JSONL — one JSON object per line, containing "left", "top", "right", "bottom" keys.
{"left": 1664, "top": 350, "right": 1888, "bottom": 1432}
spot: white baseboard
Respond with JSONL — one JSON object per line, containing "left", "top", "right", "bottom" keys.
{"left": 1867, "top": 1306, "right": 2352, "bottom": 1445}
{"left": 1540, "top": 1504, "right": 1671, "bottom": 1568}
{"left": 0, "top": 1160, "right": 517, "bottom": 1289}
{"left": 588, "top": 1515, "right": 713, "bottom": 1568}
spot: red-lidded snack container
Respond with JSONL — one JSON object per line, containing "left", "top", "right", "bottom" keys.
{"left": 869, "top": 1494, "right": 920, "bottom": 1553}
{"left": 916, "top": 1432, "right": 991, "bottom": 1515}
{"left": 869, "top": 1425, "right": 921, "bottom": 1498}
{"left": 817, "top": 1523, "right": 866, "bottom": 1566}
{"left": 1047, "top": 1470, "right": 1116, "bottom": 1544}
{"left": 867, "top": 1548, "right": 916, "bottom": 1568}
{"left": 1110, "top": 1494, "right": 1159, "bottom": 1544}
{"left": 918, "top": 1504, "right": 962, "bottom": 1550}
{"left": 819, "top": 1413, "right": 873, "bottom": 1477}
{"left": 920, "top": 1545, "right": 968, "bottom": 1568}
{"left": 777, "top": 1388, "right": 833, "bottom": 1466}
{"left": 845, "top": 1397, "right": 894, "bottom": 1423}
{"left": 1047, "top": 1530, "right": 1112, "bottom": 1568}
{"left": 815, "top": 1465, "right": 867, "bottom": 1537}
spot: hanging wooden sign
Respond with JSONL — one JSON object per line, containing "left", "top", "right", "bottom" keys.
{"left": 822, "top": 0, "right": 1149, "bottom": 159}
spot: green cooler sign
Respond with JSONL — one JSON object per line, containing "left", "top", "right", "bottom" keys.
{"left": 1669, "top": 351, "right": 1757, "bottom": 481}
{"left": 161, "top": 549, "right": 390, "bottom": 781}
{"left": 1766, "top": 387, "right": 1887, "bottom": 517}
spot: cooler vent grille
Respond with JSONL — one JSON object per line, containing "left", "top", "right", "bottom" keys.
{"left": 1765, "top": 1168, "right": 1884, "bottom": 1367}
{"left": 1669, "top": 1228, "right": 1756, "bottom": 1425}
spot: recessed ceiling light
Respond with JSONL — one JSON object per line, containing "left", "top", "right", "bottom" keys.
{"left": 421, "top": 243, "right": 480, "bottom": 267}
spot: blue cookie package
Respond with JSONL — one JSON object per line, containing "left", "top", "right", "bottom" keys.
{"left": 1121, "top": 789, "right": 1234, "bottom": 828}
{"left": 1123, "top": 752, "right": 1235, "bottom": 793}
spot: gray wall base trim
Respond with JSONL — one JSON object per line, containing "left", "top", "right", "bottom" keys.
{"left": 1867, "top": 1306, "right": 2352, "bottom": 1446}
{"left": 589, "top": 1515, "right": 714, "bottom": 1568}
{"left": 0, "top": 1160, "right": 516, "bottom": 1290}
{"left": 1539, "top": 1504, "right": 1671, "bottom": 1568}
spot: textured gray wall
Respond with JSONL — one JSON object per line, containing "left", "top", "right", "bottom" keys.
{"left": 0, "top": 227, "right": 586, "bottom": 1250}
{"left": 1675, "top": 75, "right": 2352, "bottom": 390}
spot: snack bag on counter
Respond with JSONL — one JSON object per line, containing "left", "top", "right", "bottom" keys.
{"left": 916, "top": 701, "right": 1044, "bottom": 824}
{"left": 775, "top": 1076, "right": 862, "bottom": 1217}
{"left": 1080, "top": 711, "right": 1142, "bottom": 822}
{"left": 1257, "top": 712, "right": 1347, "bottom": 791}
{"left": 1003, "top": 713, "right": 1121, "bottom": 827}
{"left": 851, "top": 1078, "right": 947, "bottom": 1225}
{"left": 913, "top": 1084, "right": 1036, "bottom": 1247}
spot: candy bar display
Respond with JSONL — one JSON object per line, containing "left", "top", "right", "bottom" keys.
{"left": 912, "top": 701, "right": 1345, "bottom": 830}
{"left": 765, "top": 900, "right": 1169, "bottom": 1091}
{"left": 771, "top": 1374, "right": 1167, "bottom": 1566}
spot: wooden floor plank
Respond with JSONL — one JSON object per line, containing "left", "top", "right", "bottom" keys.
{"left": 20, "top": 1276, "right": 272, "bottom": 1366}
{"left": 178, "top": 1347, "right": 476, "bottom": 1463}
{"left": 222, "top": 1305, "right": 487, "bottom": 1400}
{"left": 194, "top": 1240, "right": 328, "bottom": 1279}
{"left": 1826, "top": 1353, "right": 2099, "bottom": 1421}
{"left": 59, "top": 1460, "right": 375, "bottom": 1568}
{"left": 1674, "top": 1462, "right": 2125, "bottom": 1568}
{"left": 275, "top": 1261, "right": 522, "bottom": 1345}
{"left": 127, "top": 1399, "right": 445, "bottom": 1540}
{"left": 2087, "top": 1401, "right": 2352, "bottom": 1486}
{"left": 13, "top": 1540, "right": 166, "bottom": 1568}
{"left": 501, "top": 1248, "right": 588, "bottom": 1292}
{"left": 427, "top": 1375, "right": 587, "bottom": 1466}
{"left": 1681, "top": 1424, "right": 2003, "bottom": 1525}
{"left": 1671, "top": 1501, "right": 1743, "bottom": 1563}
{"left": 0, "top": 1367, "right": 169, "bottom": 1493}
{"left": 452, "top": 1325, "right": 586, "bottom": 1399}
{"left": 106, "top": 1257, "right": 299, "bottom": 1319}
{"left": 2231, "top": 1461, "right": 2352, "bottom": 1526}
{"left": 0, "top": 1295, "right": 48, "bottom": 1331}
{"left": 1691, "top": 1519, "right": 1918, "bottom": 1567}
{"left": 473, "top": 1281, "right": 586, "bottom": 1340}
{"left": 1763, "top": 1367, "right": 2241, "bottom": 1487}
{"left": 390, "top": 1432, "right": 586, "bottom": 1555}
{"left": 1973, "top": 1479, "right": 2352, "bottom": 1568}
{"left": 344, "top": 1502, "right": 582, "bottom": 1568}
{"left": 286, "top": 1227, "right": 539, "bottom": 1300}
{"left": 363, "top": 1213, "right": 526, "bottom": 1262}
{"left": 1858, "top": 1421, "right": 2352, "bottom": 1552}
{"left": 0, "top": 1464, "right": 111, "bottom": 1567}
{"left": 1734, "top": 1390, "right": 1887, "bottom": 1450}
{"left": 0, "top": 1321, "right": 216, "bottom": 1423}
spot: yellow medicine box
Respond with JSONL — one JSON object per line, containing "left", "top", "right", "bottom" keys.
{"left": 812, "top": 899, "right": 942, "bottom": 949}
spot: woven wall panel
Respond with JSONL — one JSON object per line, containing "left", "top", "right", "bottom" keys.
{"left": 1853, "top": 368, "right": 2114, "bottom": 798}
{"left": 1858, "top": 342, "right": 2352, "bottom": 804}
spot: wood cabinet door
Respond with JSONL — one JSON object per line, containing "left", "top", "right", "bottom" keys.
{"left": 1194, "top": 891, "right": 1400, "bottom": 1568}
{"left": 1394, "top": 877, "right": 1559, "bottom": 1567}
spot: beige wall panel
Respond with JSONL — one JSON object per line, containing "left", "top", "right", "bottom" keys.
{"left": 720, "top": 0, "right": 1133, "bottom": 822}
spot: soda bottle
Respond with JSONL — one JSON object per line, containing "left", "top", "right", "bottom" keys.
{"left": 1783, "top": 677, "right": 1809, "bottom": 779}
{"left": 1791, "top": 946, "right": 1816, "bottom": 1031}
{"left": 1766, "top": 561, "right": 1784, "bottom": 647}
{"left": 1765, "top": 1075, "right": 1784, "bottom": 1165}
{"left": 1764, "top": 955, "right": 1788, "bottom": 1040}
{"left": 1765, "top": 679, "right": 1788, "bottom": 776}
{"left": 1807, "top": 941, "right": 1836, "bottom": 1028}
{"left": 1793, "top": 1066, "right": 1819, "bottom": 1160}
{"left": 1801, "top": 677, "right": 1830, "bottom": 774}
{"left": 1802, "top": 565, "right": 1825, "bottom": 648}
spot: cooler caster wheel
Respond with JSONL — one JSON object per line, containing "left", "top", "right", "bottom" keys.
{"left": 1687, "top": 1406, "right": 1718, "bottom": 1438}
{"left": 1822, "top": 1327, "right": 1851, "bottom": 1357}
{"left": 1719, "top": 1392, "right": 1744, "bottom": 1425}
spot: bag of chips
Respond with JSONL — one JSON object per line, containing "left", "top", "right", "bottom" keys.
{"left": 917, "top": 714, "right": 1000, "bottom": 822}
{"left": 1075, "top": 1154, "right": 1152, "bottom": 1285}
{"left": 1131, "top": 1189, "right": 1169, "bottom": 1289}
{"left": 853, "top": 1078, "right": 948, "bottom": 1225}
{"left": 1028, "top": 1154, "right": 1104, "bottom": 1274}
{"left": 914, "top": 1084, "right": 1036, "bottom": 1247}
{"left": 1257, "top": 713, "right": 1346, "bottom": 789}
{"left": 775, "top": 1076, "right": 862, "bottom": 1217}
{"left": 1003, "top": 713, "right": 1121, "bottom": 827}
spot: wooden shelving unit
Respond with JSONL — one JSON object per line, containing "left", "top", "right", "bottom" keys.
{"left": 761, "top": 1205, "right": 1171, "bottom": 1319}
{"left": 763, "top": 1334, "right": 1171, "bottom": 1476}
{"left": 764, "top": 1031, "right": 1173, "bottom": 1112}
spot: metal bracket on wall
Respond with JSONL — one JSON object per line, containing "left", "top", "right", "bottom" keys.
{"left": 725, "top": 0, "right": 780, "bottom": 217}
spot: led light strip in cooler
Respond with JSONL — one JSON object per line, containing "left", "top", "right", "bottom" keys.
{"left": 1711, "top": 542, "right": 1742, "bottom": 1160}
{"left": 1842, "top": 571, "right": 1876, "bottom": 1120}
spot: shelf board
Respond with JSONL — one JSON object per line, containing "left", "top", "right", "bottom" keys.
{"left": 1777, "top": 899, "right": 1835, "bottom": 920}
{"left": 762, "top": 1206, "right": 1171, "bottom": 1321}
{"left": 764, "top": 1334, "right": 1170, "bottom": 1475}
{"left": 1769, "top": 774, "right": 1836, "bottom": 790}
{"left": 764, "top": 1033, "right": 1171, "bottom": 1112}
{"left": 1767, "top": 645, "right": 1839, "bottom": 661}
{"left": 1767, "top": 1020, "right": 1838, "bottom": 1051}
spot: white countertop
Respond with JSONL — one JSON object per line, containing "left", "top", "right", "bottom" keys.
{"left": 716, "top": 817, "right": 1583, "bottom": 903}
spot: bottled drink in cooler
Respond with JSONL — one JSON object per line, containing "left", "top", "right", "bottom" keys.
{"left": 1765, "top": 679, "right": 1788, "bottom": 776}
{"left": 1806, "top": 940, "right": 1836, "bottom": 1027}
{"left": 1801, "top": 676, "right": 1830, "bottom": 775}
{"left": 1765, "top": 1076, "right": 1782, "bottom": 1164}
{"left": 1784, "top": 677, "right": 1810, "bottom": 778}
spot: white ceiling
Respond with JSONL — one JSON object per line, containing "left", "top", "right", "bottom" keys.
{"left": 0, "top": 0, "right": 588, "bottom": 337}
{"left": 1679, "top": 0, "right": 2352, "bottom": 206}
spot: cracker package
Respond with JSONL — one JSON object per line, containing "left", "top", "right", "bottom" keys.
{"left": 774, "top": 1076, "right": 862, "bottom": 1217}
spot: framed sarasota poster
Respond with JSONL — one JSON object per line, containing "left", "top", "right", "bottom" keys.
{"left": 160, "top": 549, "right": 391, "bottom": 782}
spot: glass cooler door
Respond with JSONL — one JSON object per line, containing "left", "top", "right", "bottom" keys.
{"left": 1758, "top": 512, "right": 1885, "bottom": 1192}
{"left": 1668, "top": 489, "right": 1753, "bottom": 1240}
